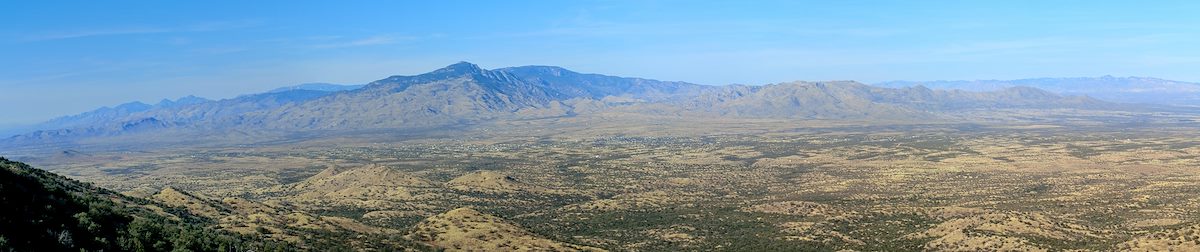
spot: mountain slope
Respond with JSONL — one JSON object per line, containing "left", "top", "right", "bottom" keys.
{"left": 0, "top": 157, "right": 293, "bottom": 251}
{"left": 497, "top": 65, "right": 714, "bottom": 101}
{"left": 685, "top": 82, "right": 929, "bottom": 119}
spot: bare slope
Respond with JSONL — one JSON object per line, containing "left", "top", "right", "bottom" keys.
{"left": 446, "top": 170, "right": 541, "bottom": 193}
{"left": 407, "top": 207, "right": 604, "bottom": 251}
{"left": 288, "top": 164, "right": 434, "bottom": 206}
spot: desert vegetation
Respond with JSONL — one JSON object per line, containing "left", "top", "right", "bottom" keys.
{"left": 8, "top": 120, "right": 1200, "bottom": 251}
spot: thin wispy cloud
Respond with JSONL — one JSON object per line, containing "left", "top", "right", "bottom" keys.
{"left": 23, "top": 20, "right": 260, "bottom": 42}
{"left": 191, "top": 47, "right": 250, "bottom": 54}
{"left": 935, "top": 37, "right": 1081, "bottom": 55}
{"left": 478, "top": 17, "right": 905, "bottom": 42}
{"left": 183, "top": 20, "right": 263, "bottom": 32}
{"left": 26, "top": 27, "right": 172, "bottom": 41}
{"left": 0, "top": 60, "right": 166, "bottom": 86}
{"left": 313, "top": 36, "right": 396, "bottom": 48}
{"left": 307, "top": 35, "right": 436, "bottom": 49}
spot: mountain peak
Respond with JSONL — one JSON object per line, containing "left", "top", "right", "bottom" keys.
{"left": 155, "top": 95, "right": 211, "bottom": 108}
{"left": 434, "top": 61, "right": 485, "bottom": 75}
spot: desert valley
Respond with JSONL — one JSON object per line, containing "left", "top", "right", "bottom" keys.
{"left": 4, "top": 62, "right": 1200, "bottom": 251}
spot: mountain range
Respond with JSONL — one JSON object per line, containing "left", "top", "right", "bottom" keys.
{"left": 876, "top": 76, "right": 1200, "bottom": 106}
{"left": 4, "top": 62, "right": 1131, "bottom": 143}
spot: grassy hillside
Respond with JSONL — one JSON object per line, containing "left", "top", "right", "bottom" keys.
{"left": 0, "top": 157, "right": 294, "bottom": 252}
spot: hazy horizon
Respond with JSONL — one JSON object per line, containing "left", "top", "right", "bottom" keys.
{"left": 5, "top": 1, "right": 1200, "bottom": 125}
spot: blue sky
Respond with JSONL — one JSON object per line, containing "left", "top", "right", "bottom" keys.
{"left": 2, "top": 0, "right": 1200, "bottom": 126}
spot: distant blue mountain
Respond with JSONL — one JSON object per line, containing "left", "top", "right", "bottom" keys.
{"left": 13, "top": 83, "right": 356, "bottom": 138}
{"left": 155, "top": 95, "right": 211, "bottom": 108}
{"left": 876, "top": 76, "right": 1200, "bottom": 106}
{"left": 30, "top": 96, "right": 212, "bottom": 132}
{"left": 268, "top": 83, "right": 363, "bottom": 93}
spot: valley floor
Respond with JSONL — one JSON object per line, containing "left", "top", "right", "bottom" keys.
{"left": 6, "top": 120, "right": 1200, "bottom": 251}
